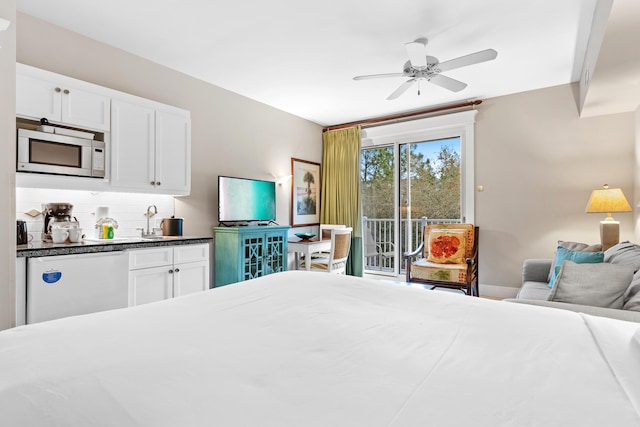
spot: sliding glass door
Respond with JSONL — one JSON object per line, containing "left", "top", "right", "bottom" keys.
{"left": 362, "top": 137, "right": 463, "bottom": 276}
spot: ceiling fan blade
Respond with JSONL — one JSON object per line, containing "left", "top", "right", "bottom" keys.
{"left": 353, "top": 73, "right": 405, "bottom": 81}
{"left": 429, "top": 74, "right": 467, "bottom": 92}
{"left": 436, "top": 49, "right": 498, "bottom": 72}
{"left": 387, "top": 79, "right": 417, "bottom": 100}
{"left": 405, "top": 41, "right": 427, "bottom": 68}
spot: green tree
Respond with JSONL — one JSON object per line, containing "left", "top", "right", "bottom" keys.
{"left": 361, "top": 147, "right": 395, "bottom": 219}
{"left": 362, "top": 142, "right": 460, "bottom": 221}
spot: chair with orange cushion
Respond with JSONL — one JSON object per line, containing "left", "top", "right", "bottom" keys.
{"left": 405, "top": 223, "right": 479, "bottom": 296}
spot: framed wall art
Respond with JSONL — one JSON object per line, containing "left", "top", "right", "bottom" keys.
{"left": 291, "top": 158, "right": 321, "bottom": 227}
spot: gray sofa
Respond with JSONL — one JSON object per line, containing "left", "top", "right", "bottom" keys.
{"left": 508, "top": 242, "right": 640, "bottom": 323}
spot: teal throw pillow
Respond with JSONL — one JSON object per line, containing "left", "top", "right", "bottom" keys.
{"left": 548, "top": 246, "right": 604, "bottom": 288}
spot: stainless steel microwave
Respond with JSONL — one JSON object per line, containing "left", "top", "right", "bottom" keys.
{"left": 17, "top": 128, "right": 105, "bottom": 178}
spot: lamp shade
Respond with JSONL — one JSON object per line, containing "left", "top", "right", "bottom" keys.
{"left": 585, "top": 184, "right": 632, "bottom": 214}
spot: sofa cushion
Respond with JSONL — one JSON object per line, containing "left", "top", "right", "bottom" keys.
{"left": 604, "top": 241, "right": 640, "bottom": 272}
{"left": 548, "top": 261, "right": 633, "bottom": 309}
{"left": 522, "top": 259, "right": 553, "bottom": 283}
{"left": 623, "top": 270, "right": 640, "bottom": 311}
{"left": 548, "top": 246, "right": 604, "bottom": 288}
{"left": 547, "top": 241, "right": 603, "bottom": 281}
{"left": 518, "top": 281, "right": 551, "bottom": 300}
{"left": 558, "top": 240, "right": 603, "bottom": 252}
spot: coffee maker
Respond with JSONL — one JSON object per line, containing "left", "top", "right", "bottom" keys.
{"left": 43, "top": 203, "right": 78, "bottom": 242}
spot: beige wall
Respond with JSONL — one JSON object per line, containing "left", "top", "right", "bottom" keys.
{"left": 635, "top": 107, "right": 640, "bottom": 239}
{"left": 16, "top": 13, "right": 323, "bottom": 237}
{"left": 0, "top": 2, "right": 16, "bottom": 330}
{"left": 476, "top": 84, "right": 635, "bottom": 293}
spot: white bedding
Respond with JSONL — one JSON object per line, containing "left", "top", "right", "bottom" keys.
{"left": 1, "top": 271, "right": 639, "bottom": 426}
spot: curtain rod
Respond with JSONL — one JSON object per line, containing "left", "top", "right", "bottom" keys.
{"left": 323, "top": 99, "right": 483, "bottom": 132}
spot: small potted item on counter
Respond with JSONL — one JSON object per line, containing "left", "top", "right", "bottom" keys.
{"left": 95, "top": 217, "right": 118, "bottom": 239}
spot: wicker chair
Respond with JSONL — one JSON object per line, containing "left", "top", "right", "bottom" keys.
{"left": 405, "top": 223, "right": 479, "bottom": 296}
{"left": 300, "top": 227, "right": 352, "bottom": 274}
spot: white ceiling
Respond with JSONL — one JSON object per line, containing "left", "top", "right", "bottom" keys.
{"left": 16, "top": 0, "right": 633, "bottom": 127}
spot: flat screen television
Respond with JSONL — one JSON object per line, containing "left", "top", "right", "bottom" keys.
{"left": 218, "top": 176, "right": 276, "bottom": 224}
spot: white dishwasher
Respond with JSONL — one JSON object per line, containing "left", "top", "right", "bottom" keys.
{"left": 27, "top": 251, "right": 129, "bottom": 324}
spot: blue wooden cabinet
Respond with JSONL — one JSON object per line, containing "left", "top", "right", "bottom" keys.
{"left": 214, "top": 226, "right": 290, "bottom": 286}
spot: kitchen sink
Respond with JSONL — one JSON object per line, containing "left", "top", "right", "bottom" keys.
{"left": 140, "top": 235, "right": 181, "bottom": 241}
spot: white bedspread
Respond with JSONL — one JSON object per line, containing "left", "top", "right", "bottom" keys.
{"left": 1, "top": 271, "right": 639, "bottom": 426}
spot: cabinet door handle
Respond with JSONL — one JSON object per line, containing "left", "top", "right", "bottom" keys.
{"left": 63, "top": 89, "right": 70, "bottom": 95}
{"left": 150, "top": 181, "right": 156, "bottom": 186}
{"left": 55, "top": 87, "right": 62, "bottom": 93}
{"left": 168, "top": 269, "right": 174, "bottom": 274}
{"left": 174, "top": 268, "right": 180, "bottom": 273}
{"left": 156, "top": 182, "right": 161, "bottom": 186}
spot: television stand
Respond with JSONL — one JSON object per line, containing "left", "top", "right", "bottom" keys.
{"left": 213, "top": 225, "right": 291, "bottom": 286}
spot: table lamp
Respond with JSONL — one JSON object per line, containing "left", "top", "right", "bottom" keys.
{"left": 585, "top": 184, "right": 631, "bottom": 250}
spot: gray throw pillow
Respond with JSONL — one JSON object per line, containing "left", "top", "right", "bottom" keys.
{"left": 547, "top": 241, "right": 603, "bottom": 281}
{"left": 604, "top": 241, "right": 640, "bottom": 272}
{"left": 558, "top": 240, "right": 603, "bottom": 252}
{"left": 548, "top": 260, "right": 633, "bottom": 309}
{"left": 623, "top": 269, "right": 640, "bottom": 311}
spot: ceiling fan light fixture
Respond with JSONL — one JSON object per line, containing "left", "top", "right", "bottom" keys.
{"left": 354, "top": 38, "right": 497, "bottom": 100}
{"left": 405, "top": 40, "right": 428, "bottom": 68}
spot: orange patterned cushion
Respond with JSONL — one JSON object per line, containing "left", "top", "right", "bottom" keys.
{"left": 427, "top": 229, "right": 467, "bottom": 264}
{"left": 423, "top": 224, "right": 475, "bottom": 259}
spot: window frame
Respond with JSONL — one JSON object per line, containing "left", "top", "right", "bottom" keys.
{"left": 361, "top": 110, "right": 476, "bottom": 224}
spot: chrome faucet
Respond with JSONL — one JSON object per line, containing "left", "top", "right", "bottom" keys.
{"left": 145, "top": 205, "right": 158, "bottom": 236}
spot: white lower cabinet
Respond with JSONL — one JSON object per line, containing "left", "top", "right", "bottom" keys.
{"left": 128, "top": 244, "right": 210, "bottom": 307}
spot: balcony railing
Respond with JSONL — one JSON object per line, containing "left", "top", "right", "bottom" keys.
{"left": 362, "top": 216, "right": 461, "bottom": 273}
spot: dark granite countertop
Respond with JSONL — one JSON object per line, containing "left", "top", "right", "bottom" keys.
{"left": 17, "top": 235, "right": 213, "bottom": 258}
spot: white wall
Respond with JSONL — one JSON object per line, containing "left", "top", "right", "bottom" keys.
{"left": 16, "top": 189, "right": 175, "bottom": 240}
{"left": 0, "top": 2, "right": 16, "bottom": 330}
{"left": 635, "top": 106, "right": 640, "bottom": 239}
{"left": 16, "top": 13, "right": 323, "bottom": 238}
{"left": 9, "top": 11, "right": 639, "bottom": 306}
{"left": 475, "top": 84, "right": 635, "bottom": 292}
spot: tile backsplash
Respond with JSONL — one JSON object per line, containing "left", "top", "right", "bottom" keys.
{"left": 17, "top": 188, "right": 175, "bottom": 240}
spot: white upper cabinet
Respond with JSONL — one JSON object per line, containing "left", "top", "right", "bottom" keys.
{"left": 15, "top": 64, "right": 191, "bottom": 196}
{"left": 16, "top": 64, "right": 111, "bottom": 132}
{"left": 111, "top": 97, "right": 191, "bottom": 195}
{"left": 155, "top": 110, "right": 191, "bottom": 194}
{"left": 111, "top": 99, "right": 156, "bottom": 191}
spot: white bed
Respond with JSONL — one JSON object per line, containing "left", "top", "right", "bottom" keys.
{"left": 1, "top": 271, "right": 639, "bottom": 426}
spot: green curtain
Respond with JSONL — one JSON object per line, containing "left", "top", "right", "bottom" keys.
{"left": 320, "top": 126, "right": 363, "bottom": 276}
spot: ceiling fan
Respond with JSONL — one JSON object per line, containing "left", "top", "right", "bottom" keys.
{"left": 353, "top": 38, "right": 497, "bottom": 100}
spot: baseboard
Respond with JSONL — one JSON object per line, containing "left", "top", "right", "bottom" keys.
{"left": 478, "top": 283, "right": 519, "bottom": 299}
